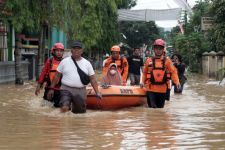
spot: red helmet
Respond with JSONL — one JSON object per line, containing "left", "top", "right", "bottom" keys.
{"left": 111, "top": 45, "right": 120, "bottom": 52}
{"left": 153, "top": 39, "right": 165, "bottom": 47}
{"left": 51, "top": 42, "right": 64, "bottom": 53}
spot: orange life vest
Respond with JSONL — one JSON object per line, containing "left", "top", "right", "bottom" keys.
{"left": 46, "top": 58, "right": 61, "bottom": 87}
{"left": 146, "top": 57, "right": 171, "bottom": 85}
{"left": 103, "top": 56, "right": 129, "bottom": 83}
{"left": 104, "top": 57, "right": 125, "bottom": 75}
{"left": 49, "top": 59, "right": 58, "bottom": 82}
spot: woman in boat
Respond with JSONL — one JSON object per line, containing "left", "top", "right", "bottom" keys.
{"left": 102, "top": 45, "right": 128, "bottom": 86}
{"left": 101, "top": 63, "right": 122, "bottom": 86}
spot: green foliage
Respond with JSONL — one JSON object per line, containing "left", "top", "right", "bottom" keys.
{"left": 1, "top": 0, "right": 135, "bottom": 52}
{"left": 95, "top": 0, "right": 120, "bottom": 51}
{"left": 172, "top": 31, "right": 210, "bottom": 72}
{"left": 0, "top": 0, "right": 137, "bottom": 81}
{"left": 1, "top": 0, "right": 33, "bottom": 32}
{"left": 117, "top": 0, "right": 136, "bottom": 9}
{"left": 210, "top": 0, "right": 225, "bottom": 23}
{"left": 213, "top": 24, "right": 225, "bottom": 51}
{"left": 2, "top": 0, "right": 69, "bottom": 32}
{"left": 119, "top": 21, "right": 159, "bottom": 48}
{"left": 170, "top": 0, "right": 212, "bottom": 72}
{"left": 210, "top": 0, "right": 225, "bottom": 52}
{"left": 190, "top": 0, "right": 211, "bottom": 27}
{"left": 67, "top": 0, "right": 103, "bottom": 48}
{"left": 65, "top": 0, "right": 133, "bottom": 51}
{"left": 217, "top": 67, "right": 225, "bottom": 83}
{"left": 215, "top": 11, "right": 225, "bottom": 79}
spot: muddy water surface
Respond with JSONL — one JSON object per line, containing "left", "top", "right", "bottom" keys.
{"left": 0, "top": 74, "right": 224, "bottom": 150}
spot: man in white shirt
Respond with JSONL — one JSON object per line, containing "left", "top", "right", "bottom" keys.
{"left": 48, "top": 41, "right": 102, "bottom": 113}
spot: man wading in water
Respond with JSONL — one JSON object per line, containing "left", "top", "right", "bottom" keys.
{"left": 48, "top": 41, "right": 102, "bottom": 113}
{"left": 35, "top": 43, "right": 64, "bottom": 107}
{"left": 140, "top": 39, "right": 180, "bottom": 108}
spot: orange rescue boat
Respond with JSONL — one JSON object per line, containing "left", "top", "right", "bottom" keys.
{"left": 86, "top": 85, "right": 147, "bottom": 110}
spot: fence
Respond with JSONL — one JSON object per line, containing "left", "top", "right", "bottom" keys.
{"left": 202, "top": 51, "right": 225, "bottom": 80}
{"left": 0, "top": 61, "right": 29, "bottom": 83}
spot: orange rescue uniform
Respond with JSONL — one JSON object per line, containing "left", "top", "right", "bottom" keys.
{"left": 165, "top": 56, "right": 177, "bottom": 90}
{"left": 38, "top": 57, "right": 61, "bottom": 90}
{"left": 142, "top": 56, "right": 179, "bottom": 93}
{"left": 102, "top": 56, "right": 129, "bottom": 83}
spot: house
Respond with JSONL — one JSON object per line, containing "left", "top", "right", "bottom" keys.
{"left": 0, "top": 20, "right": 67, "bottom": 83}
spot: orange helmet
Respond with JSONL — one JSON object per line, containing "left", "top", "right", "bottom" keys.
{"left": 153, "top": 39, "right": 165, "bottom": 47}
{"left": 111, "top": 45, "right": 120, "bottom": 52}
{"left": 51, "top": 42, "right": 64, "bottom": 53}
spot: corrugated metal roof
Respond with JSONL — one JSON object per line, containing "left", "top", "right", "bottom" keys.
{"left": 118, "top": 8, "right": 182, "bottom": 21}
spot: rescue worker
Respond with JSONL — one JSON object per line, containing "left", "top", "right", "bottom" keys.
{"left": 35, "top": 42, "right": 64, "bottom": 107}
{"left": 140, "top": 39, "right": 180, "bottom": 108}
{"left": 102, "top": 45, "right": 128, "bottom": 85}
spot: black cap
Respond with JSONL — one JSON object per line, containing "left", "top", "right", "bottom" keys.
{"left": 72, "top": 41, "right": 83, "bottom": 48}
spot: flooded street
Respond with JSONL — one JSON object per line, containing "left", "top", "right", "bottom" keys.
{"left": 0, "top": 74, "right": 225, "bottom": 150}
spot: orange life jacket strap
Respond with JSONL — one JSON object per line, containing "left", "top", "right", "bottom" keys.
{"left": 146, "top": 57, "right": 170, "bottom": 85}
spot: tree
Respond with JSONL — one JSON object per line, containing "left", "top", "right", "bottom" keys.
{"left": 1, "top": 0, "right": 72, "bottom": 83}
{"left": 189, "top": 0, "right": 211, "bottom": 30}
{"left": 1, "top": 0, "right": 33, "bottom": 84}
{"left": 210, "top": 0, "right": 225, "bottom": 52}
{"left": 117, "top": 0, "right": 136, "bottom": 9}
{"left": 170, "top": 0, "right": 211, "bottom": 72}
{"left": 119, "top": 21, "right": 159, "bottom": 48}
{"left": 67, "top": 0, "right": 136, "bottom": 54}
{"left": 1, "top": 0, "right": 136, "bottom": 83}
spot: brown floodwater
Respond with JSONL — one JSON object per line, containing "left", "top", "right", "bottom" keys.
{"left": 0, "top": 74, "right": 224, "bottom": 150}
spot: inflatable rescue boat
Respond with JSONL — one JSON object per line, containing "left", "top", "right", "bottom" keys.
{"left": 86, "top": 85, "right": 147, "bottom": 110}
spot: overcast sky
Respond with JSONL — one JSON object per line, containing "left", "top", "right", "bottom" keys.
{"left": 131, "top": 0, "right": 197, "bottom": 28}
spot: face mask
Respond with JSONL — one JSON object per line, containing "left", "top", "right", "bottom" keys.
{"left": 110, "top": 70, "right": 116, "bottom": 75}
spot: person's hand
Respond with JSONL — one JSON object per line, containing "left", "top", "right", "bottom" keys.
{"left": 140, "top": 83, "right": 144, "bottom": 88}
{"left": 96, "top": 92, "right": 102, "bottom": 100}
{"left": 35, "top": 84, "right": 42, "bottom": 96}
{"left": 122, "top": 81, "right": 126, "bottom": 86}
{"left": 47, "top": 89, "right": 54, "bottom": 100}
{"left": 101, "top": 83, "right": 110, "bottom": 89}
{"left": 176, "top": 83, "right": 181, "bottom": 90}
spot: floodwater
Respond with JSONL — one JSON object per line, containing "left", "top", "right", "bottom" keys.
{"left": 0, "top": 74, "right": 225, "bottom": 150}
